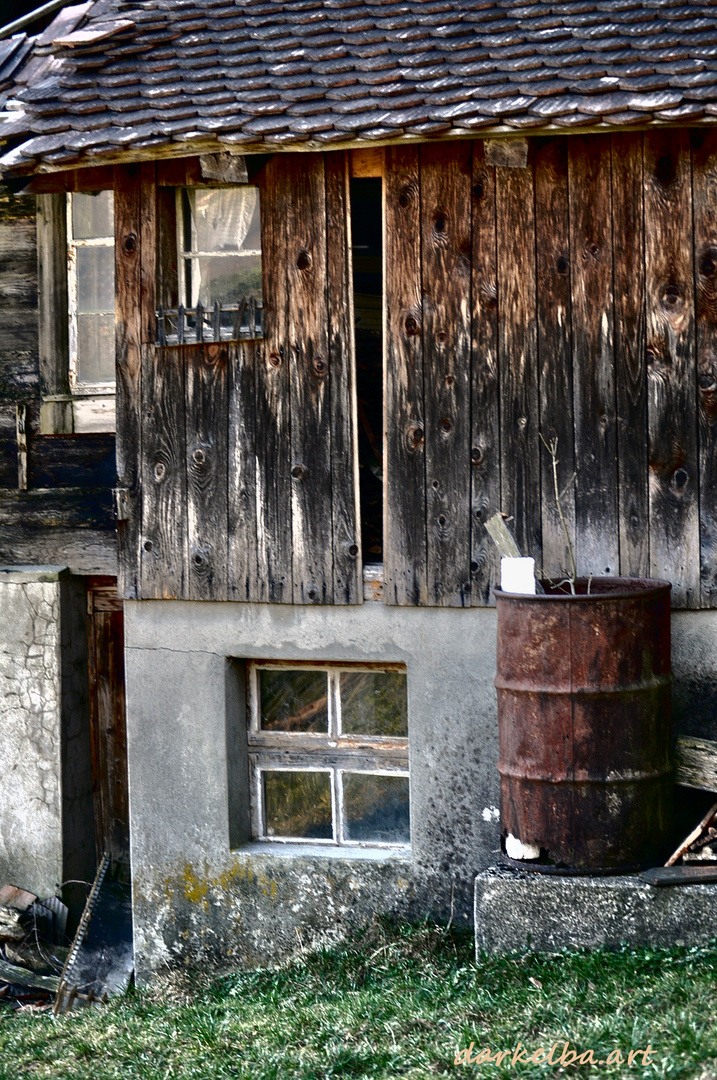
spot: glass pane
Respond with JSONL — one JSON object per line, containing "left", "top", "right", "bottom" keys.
{"left": 71, "top": 191, "right": 114, "bottom": 239}
{"left": 76, "top": 245, "right": 115, "bottom": 313}
{"left": 259, "top": 669, "right": 328, "bottom": 733}
{"left": 340, "top": 671, "right": 408, "bottom": 736}
{"left": 342, "top": 773, "right": 409, "bottom": 844}
{"left": 77, "top": 313, "right": 115, "bottom": 383}
{"left": 186, "top": 187, "right": 261, "bottom": 253}
{"left": 263, "top": 771, "right": 332, "bottom": 839}
{"left": 185, "top": 253, "right": 262, "bottom": 307}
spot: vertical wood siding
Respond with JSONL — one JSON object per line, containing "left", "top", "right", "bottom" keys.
{"left": 382, "top": 133, "right": 712, "bottom": 608}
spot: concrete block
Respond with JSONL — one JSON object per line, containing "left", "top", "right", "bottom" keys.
{"left": 475, "top": 866, "right": 717, "bottom": 954}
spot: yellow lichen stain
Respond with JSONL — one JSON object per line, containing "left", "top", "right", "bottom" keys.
{"left": 170, "top": 857, "right": 278, "bottom": 909}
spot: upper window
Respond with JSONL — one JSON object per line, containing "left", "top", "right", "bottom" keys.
{"left": 247, "top": 662, "right": 409, "bottom": 847}
{"left": 67, "top": 191, "right": 115, "bottom": 390}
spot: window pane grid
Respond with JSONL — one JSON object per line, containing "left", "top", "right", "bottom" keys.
{"left": 67, "top": 191, "right": 115, "bottom": 391}
{"left": 248, "top": 662, "right": 409, "bottom": 848}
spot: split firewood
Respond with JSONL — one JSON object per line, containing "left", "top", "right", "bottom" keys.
{"left": 665, "top": 800, "right": 717, "bottom": 867}
{"left": 484, "top": 513, "right": 522, "bottom": 559}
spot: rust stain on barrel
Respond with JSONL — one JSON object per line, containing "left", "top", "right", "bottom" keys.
{"left": 496, "top": 578, "right": 673, "bottom": 872}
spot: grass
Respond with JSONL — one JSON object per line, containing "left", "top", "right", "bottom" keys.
{"left": 1, "top": 921, "right": 717, "bottom": 1079}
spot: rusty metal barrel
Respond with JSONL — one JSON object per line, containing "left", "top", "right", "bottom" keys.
{"left": 496, "top": 578, "right": 673, "bottom": 873}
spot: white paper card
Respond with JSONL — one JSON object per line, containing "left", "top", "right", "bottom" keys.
{"left": 501, "top": 557, "right": 536, "bottom": 595}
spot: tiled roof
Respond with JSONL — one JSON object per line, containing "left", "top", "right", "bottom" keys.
{"left": 1, "top": 0, "right": 717, "bottom": 174}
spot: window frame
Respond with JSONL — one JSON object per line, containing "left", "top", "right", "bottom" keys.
{"left": 247, "top": 661, "right": 409, "bottom": 849}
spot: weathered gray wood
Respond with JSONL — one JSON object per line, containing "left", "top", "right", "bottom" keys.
{"left": 568, "top": 136, "right": 618, "bottom": 578}
{"left": 691, "top": 129, "right": 717, "bottom": 608}
{"left": 535, "top": 137, "right": 575, "bottom": 582}
{"left": 284, "top": 154, "right": 333, "bottom": 604}
{"left": 114, "top": 164, "right": 143, "bottom": 599}
{"left": 484, "top": 513, "right": 522, "bottom": 558}
{"left": 28, "top": 433, "right": 115, "bottom": 489}
{"left": 0, "top": 194, "right": 38, "bottom": 403}
{"left": 255, "top": 155, "right": 292, "bottom": 603}
{"left": 644, "top": 129, "right": 699, "bottom": 607}
{"left": 15, "top": 403, "right": 27, "bottom": 490}
{"left": 0, "top": 526, "right": 116, "bottom": 574}
{"left": 383, "top": 144, "right": 427, "bottom": 604}
{"left": 421, "top": 141, "right": 472, "bottom": 606}
{"left": 227, "top": 340, "right": 258, "bottom": 601}
{"left": 0, "top": 487, "right": 113, "bottom": 528}
{"left": 470, "top": 141, "right": 501, "bottom": 605}
{"left": 676, "top": 734, "right": 717, "bottom": 792}
{"left": 185, "top": 343, "right": 228, "bottom": 601}
{"left": 36, "top": 194, "right": 72, "bottom": 434}
{"left": 140, "top": 344, "right": 186, "bottom": 599}
{"left": 612, "top": 132, "right": 649, "bottom": 579}
{"left": 496, "top": 152, "right": 541, "bottom": 565}
{"left": 326, "top": 150, "right": 361, "bottom": 605}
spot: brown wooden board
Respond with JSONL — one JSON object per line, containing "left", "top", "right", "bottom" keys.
{"left": 568, "top": 135, "right": 618, "bottom": 578}
{"left": 470, "top": 142, "right": 500, "bottom": 605}
{"left": 643, "top": 129, "right": 700, "bottom": 607}
{"left": 255, "top": 155, "right": 292, "bottom": 602}
{"left": 140, "top": 345, "right": 186, "bottom": 599}
{"left": 326, "top": 150, "right": 361, "bottom": 605}
{"left": 691, "top": 129, "right": 717, "bottom": 608}
{"left": 534, "top": 137, "right": 575, "bottom": 583}
{"left": 383, "top": 144, "right": 427, "bottom": 605}
{"left": 284, "top": 154, "right": 333, "bottom": 604}
{"left": 612, "top": 132, "right": 649, "bottom": 580}
{"left": 420, "top": 141, "right": 472, "bottom": 606}
{"left": 496, "top": 151, "right": 540, "bottom": 564}
{"left": 86, "top": 578, "right": 129, "bottom": 867}
{"left": 113, "top": 164, "right": 143, "bottom": 599}
{"left": 227, "top": 339, "right": 258, "bottom": 602}
{"left": 185, "top": 343, "right": 229, "bottom": 601}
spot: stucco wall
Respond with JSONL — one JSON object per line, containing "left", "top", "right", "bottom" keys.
{"left": 124, "top": 598, "right": 501, "bottom": 982}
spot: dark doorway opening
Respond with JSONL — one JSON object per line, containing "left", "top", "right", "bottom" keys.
{"left": 350, "top": 177, "right": 383, "bottom": 564}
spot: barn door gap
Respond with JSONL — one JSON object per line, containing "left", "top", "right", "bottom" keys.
{"left": 350, "top": 177, "right": 383, "bottom": 565}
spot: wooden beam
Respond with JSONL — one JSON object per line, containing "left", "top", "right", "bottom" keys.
{"left": 350, "top": 147, "right": 385, "bottom": 178}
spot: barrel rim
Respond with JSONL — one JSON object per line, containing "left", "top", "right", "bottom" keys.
{"left": 495, "top": 576, "right": 671, "bottom": 603}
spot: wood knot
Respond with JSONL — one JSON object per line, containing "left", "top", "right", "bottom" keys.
{"left": 291, "top": 464, "right": 307, "bottom": 480}
{"left": 441, "top": 416, "right": 452, "bottom": 433}
{"left": 123, "top": 233, "right": 137, "bottom": 255}
{"left": 661, "top": 282, "right": 683, "bottom": 309}
{"left": 154, "top": 462, "right": 166, "bottom": 481}
{"left": 656, "top": 153, "right": 676, "bottom": 189}
{"left": 470, "top": 560, "right": 480, "bottom": 573}
{"left": 404, "top": 315, "right": 419, "bottom": 336}
{"left": 407, "top": 424, "right": 424, "bottom": 451}
{"left": 472, "top": 180, "right": 484, "bottom": 200}
{"left": 192, "top": 448, "right": 206, "bottom": 466}
{"left": 348, "top": 543, "right": 359, "bottom": 558}
{"left": 194, "top": 552, "right": 205, "bottom": 567}
{"left": 307, "top": 586, "right": 318, "bottom": 601}
{"left": 673, "top": 468, "right": 689, "bottom": 494}
{"left": 700, "top": 249, "right": 717, "bottom": 277}
{"left": 296, "top": 250, "right": 311, "bottom": 271}
{"left": 445, "top": 373, "right": 454, "bottom": 386}
{"left": 143, "top": 540, "right": 153, "bottom": 552}
{"left": 398, "top": 185, "right": 414, "bottom": 209}
{"left": 556, "top": 255, "right": 569, "bottom": 276}
{"left": 471, "top": 446, "right": 483, "bottom": 466}
{"left": 314, "top": 357, "right": 327, "bottom": 376}
{"left": 437, "top": 514, "right": 447, "bottom": 527}
{"left": 434, "top": 212, "right": 447, "bottom": 234}
{"left": 268, "top": 353, "right": 281, "bottom": 368}
{"left": 436, "top": 330, "right": 447, "bottom": 345}
{"left": 432, "top": 479, "right": 439, "bottom": 490}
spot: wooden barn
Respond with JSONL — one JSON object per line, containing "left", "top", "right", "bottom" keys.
{"left": 2, "top": 0, "right": 717, "bottom": 975}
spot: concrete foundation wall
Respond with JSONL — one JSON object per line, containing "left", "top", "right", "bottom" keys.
{"left": 123, "top": 601, "right": 717, "bottom": 981}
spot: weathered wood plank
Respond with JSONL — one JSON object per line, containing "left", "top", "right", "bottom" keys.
{"left": 0, "top": 487, "right": 113, "bottom": 528}
{"left": 255, "top": 155, "right": 292, "bottom": 603}
{"left": 284, "top": 154, "right": 333, "bottom": 604}
{"left": 140, "top": 344, "right": 186, "bottom": 599}
{"left": 326, "top": 150, "right": 361, "bottom": 604}
{"left": 28, "top": 434, "right": 115, "bottom": 489}
{"left": 383, "top": 144, "right": 427, "bottom": 604}
{"left": 227, "top": 339, "right": 258, "bottom": 601}
{"left": 568, "top": 135, "right": 618, "bottom": 577}
{"left": 36, "top": 194, "right": 71, "bottom": 434}
{"left": 469, "top": 143, "right": 502, "bottom": 603}
{"left": 114, "top": 164, "right": 143, "bottom": 599}
{"left": 676, "top": 734, "right": 717, "bottom": 792}
{"left": 612, "top": 132, "right": 649, "bottom": 579}
{"left": 0, "top": 526, "right": 116, "bottom": 574}
{"left": 644, "top": 129, "right": 699, "bottom": 606}
{"left": 185, "top": 343, "right": 229, "bottom": 600}
{"left": 496, "top": 151, "right": 540, "bottom": 564}
{"left": 691, "top": 129, "right": 717, "bottom": 607}
{"left": 535, "top": 137, "right": 575, "bottom": 583}
{"left": 470, "top": 141, "right": 500, "bottom": 605}
{"left": 420, "top": 141, "right": 472, "bottom": 606}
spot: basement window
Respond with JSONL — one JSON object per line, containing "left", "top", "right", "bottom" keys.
{"left": 247, "top": 662, "right": 409, "bottom": 847}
